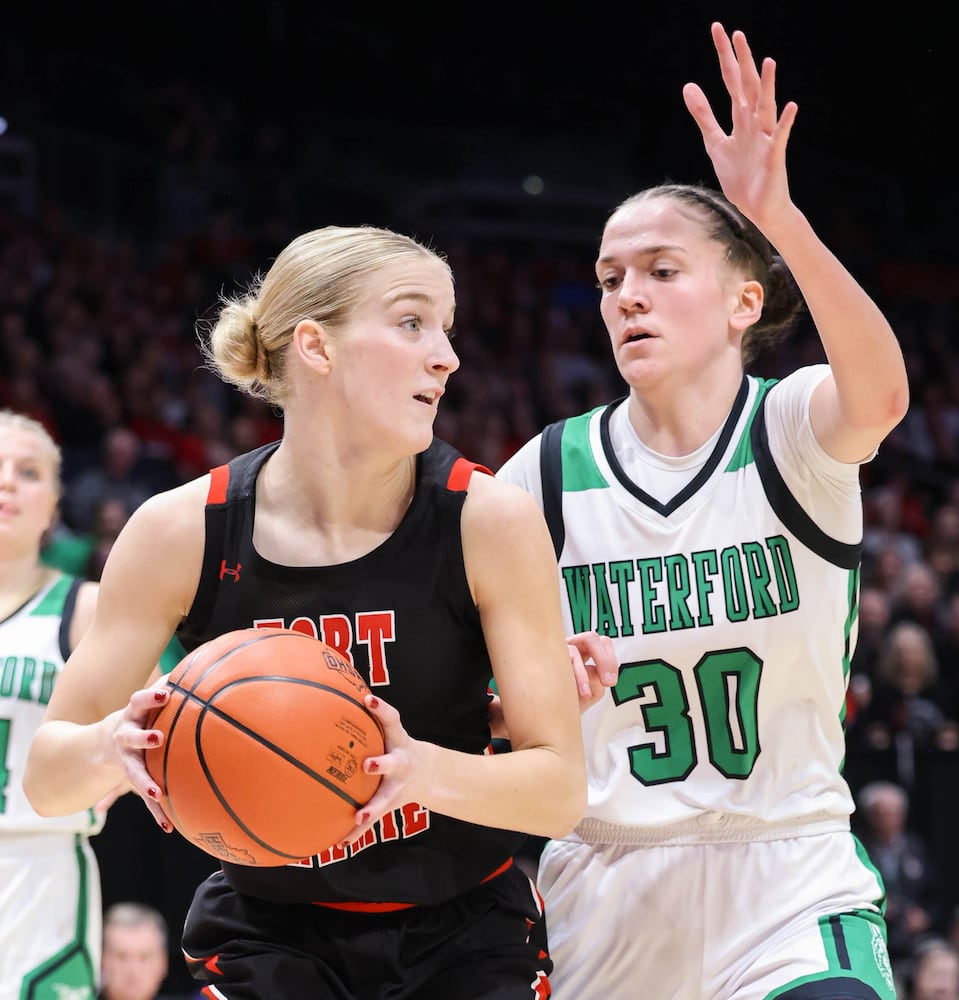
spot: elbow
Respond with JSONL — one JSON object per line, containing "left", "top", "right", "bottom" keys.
{"left": 21, "top": 769, "right": 57, "bottom": 818}
{"left": 887, "top": 384, "right": 910, "bottom": 429}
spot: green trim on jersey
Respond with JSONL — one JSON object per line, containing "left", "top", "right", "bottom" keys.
{"left": 762, "top": 908, "right": 894, "bottom": 999}
{"left": 30, "top": 575, "right": 73, "bottom": 618}
{"left": 853, "top": 834, "right": 888, "bottom": 914}
{"left": 725, "top": 378, "right": 775, "bottom": 473}
{"left": 159, "top": 634, "right": 187, "bottom": 675}
{"left": 18, "top": 834, "right": 97, "bottom": 1000}
{"left": 559, "top": 407, "right": 608, "bottom": 492}
{"left": 840, "top": 567, "right": 860, "bottom": 734}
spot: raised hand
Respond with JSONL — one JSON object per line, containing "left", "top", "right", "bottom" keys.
{"left": 682, "top": 22, "right": 798, "bottom": 230}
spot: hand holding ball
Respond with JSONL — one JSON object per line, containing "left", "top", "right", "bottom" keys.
{"left": 145, "top": 628, "right": 384, "bottom": 866}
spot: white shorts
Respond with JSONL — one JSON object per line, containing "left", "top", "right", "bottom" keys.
{"left": 0, "top": 832, "right": 102, "bottom": 1000}
{"left": 538, "top": 831, "right": 895, "bottom": 1000}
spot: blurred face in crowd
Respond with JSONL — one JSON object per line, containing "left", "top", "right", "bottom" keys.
{"left": 911, "top": 946, "right": 959, "bottom": 1000}
{"left": 100, "top": 921, "right": 168, "bottom": 1000}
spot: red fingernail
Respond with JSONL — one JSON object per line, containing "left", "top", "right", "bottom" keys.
{"left": 358, "top": 812, "right": 370, "bottom": 825}
{"left": 368, "top": 696, "right": 379, "bottom": 708}
{"left": 147, "top": 786, "right": 160, "bottom": 800}
{"left": 367, "top": 759, "right": 379, "bottom": 773}
{"left": 154, "top": 690, "right": 167, "bottom": 702}
{"left": 160, "top": 821, "right": 171, "bottom": 832}
{"left": 146, "top": 732, "right": 160, "bottom": 746}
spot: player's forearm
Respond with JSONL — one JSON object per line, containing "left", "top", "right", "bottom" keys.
{"left": 420, "top": 742, "right": 587, "bottom": 839}
{"left": 23, "top": 718, "right": 127, "bottom": 816}
{"left": 764, "top": 206, "right": 908, "bottom": 427}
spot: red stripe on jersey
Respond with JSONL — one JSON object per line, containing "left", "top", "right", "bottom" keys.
{"left": 207, "top": 464, "right": 230, "bottom": 505}
{"left": 481, "top": 857, "right": 513, "bottom": 882}
{"left": 446, "top": 457, "right": 492, "bottom": 491}
{"left": 313, "top": 900, "right": 417, "bottom": 913}
{"left": 312, "top": 859, "right": 513, "bottom": 911}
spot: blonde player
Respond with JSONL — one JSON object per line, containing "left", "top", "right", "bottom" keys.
{"left": 499, "top": 23, "right": 909, "bottom": 1000}
{"left": 0, "top": 410, "right": 104, "bottom": 1000}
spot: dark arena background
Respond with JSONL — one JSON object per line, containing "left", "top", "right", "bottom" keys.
{"left": 4, "top": 3, "right": 959, "bottom": 996}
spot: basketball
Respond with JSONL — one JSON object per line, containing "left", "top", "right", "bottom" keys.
{"left": 144, "top": 627, "right": 384, "bottom": 867}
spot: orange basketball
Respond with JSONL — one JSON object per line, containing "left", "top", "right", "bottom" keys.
{"left": 144, "top": 627, "right": 384, "bottom": 867}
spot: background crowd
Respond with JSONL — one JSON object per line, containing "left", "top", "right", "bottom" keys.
{"left": 3, "top": 5, "right": 959, "bottom": 998}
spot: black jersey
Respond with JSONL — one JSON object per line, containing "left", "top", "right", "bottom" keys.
{"left": 176, "top": 438, "right": 527, "bottom": 906}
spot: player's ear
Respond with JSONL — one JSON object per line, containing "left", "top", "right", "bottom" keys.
{"left": 293, "top": 319, "right": 332, "bottom": 373}
{"left": 730, "top": 279, "right": 763, "bottom": 333}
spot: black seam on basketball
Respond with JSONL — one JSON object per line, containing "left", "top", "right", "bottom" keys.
{"left": 162, "top": 681, "right": 373, "bottom": 859}
{"left": 191, "top": 708, "right": 365, "bottom": 861}
{"left": 165, "top": 674, "right": 380, "bottom": 728}
{"left": 161, "top": 632, "right": 379, "bottom": 859}
{"left": 197, "top": 684, "right": 372, "bottom": 808}
{"left": 179, "top": 632, "right": 289, "bottom": 694}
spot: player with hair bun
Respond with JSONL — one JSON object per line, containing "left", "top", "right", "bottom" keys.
{"left": 25, "top": 225, "right": 586, "bottom": 998}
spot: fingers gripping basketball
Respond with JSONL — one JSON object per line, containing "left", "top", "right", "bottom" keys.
{"left": 145, "top": 628, "right": 384, "bottom": 867}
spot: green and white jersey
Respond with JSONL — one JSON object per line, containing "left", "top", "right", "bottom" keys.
{"left": 498, "top": 367, "right": 865, "bottom": 844}
{"left": 0, "top": 573, "right": 104, "bottom": 835}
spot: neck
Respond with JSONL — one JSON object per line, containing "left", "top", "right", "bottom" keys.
{"left": 0, "top": 556, "right": 52, "bottom": 620}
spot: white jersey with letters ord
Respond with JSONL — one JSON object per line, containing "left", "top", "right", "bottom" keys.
{"left": 0, "top": 572, "right": 103, "bottom": 836}
{"left": 498, "top": 366, "right": 865, "bottom": 845}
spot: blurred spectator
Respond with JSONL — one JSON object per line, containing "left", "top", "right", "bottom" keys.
{"left": 62, "top": 427, "right": 154, "bottom": 534}
{"left": 855, "top": 781, "right": 944, "bottom": 966}
{"left": 846, "top": 586, "right": 894, "bottom": 753}
{"left": 906, "top": 937, "right": 959, "bottom": 1000}
{"left": 85, "top": 497, "right": 132, "bottom": 582}
{"left": 892, "top": 562, "right": 946, "bottom": 633}
{"left": 865, "top": 538, "right": 911, "bottom": 597}
{"left": 863, "top": 483, "right": 925, "bottom": 580}
{"left": 97, "top": 902, "right": 169, "bottom": 1000}
{"left": 855, "top": 586, "right": 894, "bottom": 681}
{"left": 924, "top": 503, "right": 959, "bottom": 598}
{"left": 859, "top": 621, "right": 959, "bottom": 783}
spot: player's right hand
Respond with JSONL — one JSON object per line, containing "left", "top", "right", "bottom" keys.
{"left": 567, "top": 631, "right": 618, "bottom": 711}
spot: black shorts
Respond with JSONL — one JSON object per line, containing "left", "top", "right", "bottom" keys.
{"left": 181, "top": 865, "right": 552, "bottom": 999}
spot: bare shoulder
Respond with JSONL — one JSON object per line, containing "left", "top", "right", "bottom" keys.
{"left": 117, "top": 474, "right": 211, "bottom": 550}
{"left": 463, "top": 469, "right": 544, "bottom": 529}
{"left": 462, "top": 471, "right": 552, "bottom": 563}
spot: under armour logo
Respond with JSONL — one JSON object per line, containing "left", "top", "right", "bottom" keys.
{"left": 219, "top": 561, "right": 242, "bottom": 582}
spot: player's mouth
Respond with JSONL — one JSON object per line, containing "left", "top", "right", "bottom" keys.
{"left": 413, "top": 389, "right": 443, "bottom": 406}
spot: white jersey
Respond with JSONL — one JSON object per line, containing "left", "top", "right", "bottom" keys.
{"left": 0, "top": 572, "right": 104, "bottom": 836}
{"left": 498, "top": 367, "right": 866, "bottom": 845}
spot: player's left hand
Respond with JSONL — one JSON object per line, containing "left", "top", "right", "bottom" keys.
{"left": 682, "top": 21, "right": 797, "bottom": 231}
{"left": 340, "top": 694, "right": 427, "bottom": 846}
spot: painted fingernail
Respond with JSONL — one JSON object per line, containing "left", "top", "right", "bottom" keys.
{"left": 358, "top": 812, "right": 370, "bottom": 825}
{"left": 367, "top": 759, "right": 379, "bottom": 773}
{"left": 368, "top": 696, "right": 380, "bottom": 708}
{"left": 146, "top": 732, "right": 160, "bottom": 746}
{"left": 160, "top": 821, "right": 171, "bottom": 832}
{"left": 146, "top": 786, "right": 160, "bottom": 800}
{"left": 154, "top": 690, "right": 167, "bottom": 702}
